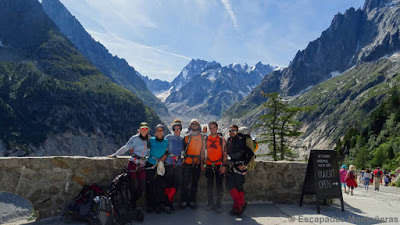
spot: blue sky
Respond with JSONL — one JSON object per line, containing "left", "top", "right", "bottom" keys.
{"left": 59, "top": 0, "right": 364, "bottom": 81}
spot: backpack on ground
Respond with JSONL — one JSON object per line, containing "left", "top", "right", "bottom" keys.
{"left": 110, "top": 173, "right": 143, "bottom": 224}
{"left": 67, "top": 184, "right": 105, "bottom": 221}
{"left": 89, "top": 194, "right": 115, "bottom": 225}
{"left": 238, "top": 127, "right": 256, "bottom": 171}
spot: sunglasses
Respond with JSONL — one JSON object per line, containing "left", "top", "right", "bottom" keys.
{"left": 191, "top": 123, "right": 199, "bottom": 126}
{"left": 229, "top": 130, "right": 238, "bottom": 133}
{"left": 141, "top": 128, "right": 149, "bottom": 131}
{"left": 173, "top": 128, "right": 182, "bottom": 131}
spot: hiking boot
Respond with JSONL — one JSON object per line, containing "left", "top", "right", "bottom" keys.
{"left": 236, "top": 202, "right": 248, "bottom": 217}
{"left": 164, "top": 206, "right": 174, "bottom": 214}
{"left": 229, "top": 208, "right": 238, "bottom": 216}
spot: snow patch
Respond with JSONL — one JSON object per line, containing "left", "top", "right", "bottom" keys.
{"left": 156, "top": 86, "right": 173, "bottom": 102}
{"left": 182, "top": 69, "right": 188, "bottom": 79}
{"left": 330, "top": 71, "right": 341, "bottom": 78}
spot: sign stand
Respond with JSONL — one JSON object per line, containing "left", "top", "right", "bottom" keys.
{"left": 299, "top": 150, "right": 344, "bottom": 213}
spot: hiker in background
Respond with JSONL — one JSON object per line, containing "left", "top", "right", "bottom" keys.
{"left": 202, "top": 121, "right": 227, "bottom": 213}
{"left": 374, "top": 167, "right": 383, "bottom": 191}
{"left": 163, "top": 120, "right": 184, "bottom": 214}
{"left": 339, "top": 165, "right": 347, "bottom": 192}
{"left": 226, "top": 125, "right": 254, "bottom": 216}
{"left": 364, "top": 169, "right": 372, "bottom": 190}
{"left": 345, "top": 165, "right": 357, "bottom": 195}
{"left": 384, "top": 174, "right": 390, "bottom": 186}
{"left": 107, "top": 122, "right": 150, "bottom": 211}
{"left": 145, "top": 124, "right": 168, "bottom": 213}
{"left": 238, "top": 127, "right": 256, "bottom": 170}
{"left": 180, "top": 119, "right": 205, "bottom": 209}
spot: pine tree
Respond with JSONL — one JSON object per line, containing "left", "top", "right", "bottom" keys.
{"left": 256, "top": 92, "right": 312, "bottom": 161}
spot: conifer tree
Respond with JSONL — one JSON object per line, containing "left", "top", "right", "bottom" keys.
{"left": 256, "top": 92, "right": 312, "bottom": 161}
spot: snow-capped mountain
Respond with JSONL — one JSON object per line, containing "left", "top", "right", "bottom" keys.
{"left": 163, "top": 60, "right": 276, "bottom": 118}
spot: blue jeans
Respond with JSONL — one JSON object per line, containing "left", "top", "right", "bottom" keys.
{"left": 364, "top": 178, "right": 370, "bottom": 188}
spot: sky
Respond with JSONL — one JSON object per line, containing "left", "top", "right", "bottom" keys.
{"left": 58, "top": 0, "right": 364, "bottom": 81}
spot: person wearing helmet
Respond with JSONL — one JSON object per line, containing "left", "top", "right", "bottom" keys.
{"left": 163, "top": 120, "right": 184, "bottom": 214}
{"left": 145, "top": 124, "right": 168, "bottom": 213}
{"left": 180, "top": 119, "right": 206, "bottom": 209}
{"left": 107, "top": 121, "right": 150, "bottom": 214}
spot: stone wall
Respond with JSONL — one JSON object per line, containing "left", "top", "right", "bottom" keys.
{"left": 0, "top": 157, "right": 307, "bottom": 220}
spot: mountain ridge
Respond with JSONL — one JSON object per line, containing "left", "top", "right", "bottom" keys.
{"left": 41, "top": 0, "right": 169, "bottom": 116}
{"left": 0, "top": 0, "right": 162, "bottom": 156}
{"left": 227, "top": 0, "right": 400, "bottom": 118}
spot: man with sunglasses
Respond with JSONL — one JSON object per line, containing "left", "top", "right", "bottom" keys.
{"left": 163, "top": 120, "right": 184, "bottom": 213}
{"left": 180, "top": 119, "right": 205, "bottom": 209}
{"left": 107, "top": 122, "right": 150, "bottom": 213}
{"left": 226, "top": 125, "right": 254, "bottom": 216}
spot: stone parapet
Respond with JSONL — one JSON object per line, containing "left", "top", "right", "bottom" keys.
{"left": 0, "top": 157, "right": 307, "bottom": 220}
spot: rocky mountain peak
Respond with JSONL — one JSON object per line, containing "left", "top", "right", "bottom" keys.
{"left": 363, "top": 0, "right": 395, "bottom": 12}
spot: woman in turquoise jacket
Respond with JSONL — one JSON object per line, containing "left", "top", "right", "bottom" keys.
{"left": 146, "top": 124, "right": 168, "bottom": 213}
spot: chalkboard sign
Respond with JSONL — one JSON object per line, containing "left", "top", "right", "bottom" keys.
{"left": 299, "top": 150, "right": 344, "bottom": 213}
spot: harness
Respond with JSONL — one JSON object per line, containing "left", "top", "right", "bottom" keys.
{"left": 204, "top": 136, "right": 223, "bottom": 169}
{"left": 127, "top": 153, "right": 147, "bottom": 172}
{"left": 228, "top": 160, "right": 246, "bottom": 175}
{"left": 146, "top": 156, "right": 160, "bottom": 170}
{"left": 166, "top": 152, "right": 181, "bottom": 168}
{"left": 183, "top": 134, "right": 204, "bottom": 168}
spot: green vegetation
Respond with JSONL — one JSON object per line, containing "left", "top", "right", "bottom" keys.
{"left": 255, "top": 92, "right": 313, "bottom": 161}
{"left": 0, "top": 1, "right": 162, "bottom": 155}
{"left": 335, "top": 88, "right": 400, "bottom": 170}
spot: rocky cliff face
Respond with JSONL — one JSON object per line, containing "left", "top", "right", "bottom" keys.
{"left": 221, "top": 0, "right": 400, "bottom": 154}
{"left": 41, "top": 0, "right": 169, "bottom": 117}
{"left": 0, "top": 0, "right": 162, "bottom": 156}
{"left": 164, "top": 60, "right": 275, "bottom": 118}
{"left": 228, "top": 0, "right": 400, "bottom": 117}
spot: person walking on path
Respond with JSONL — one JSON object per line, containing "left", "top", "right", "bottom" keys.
{"left": 374, "top": 167, "right": 383, "bottom": 191}
{"left": 340, "top": 165, "right": 347, "bottom": 192}
{"left": 226, "top": 125, "right": 254, "bottom": 216}
{"left": 145, "top": 124, "right": 168, "bottom": 213}
{"left": 345, "top": 165, "right": 357, "bottom": 195}
{"left": 107, "top": 121, "right": 150, "bottom": 211}
{"left": 180, "top": 119, "right": 206, "bottom": 209}
{"left": 163, "top": 121, "right": 184, "bottom": 214}
{"left": 364, "top": 169, "right": 372, "bottom": 190}
{"left": 202, "top": 121, "right": 227, "bottom": 213}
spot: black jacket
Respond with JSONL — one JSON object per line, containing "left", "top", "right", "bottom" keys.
{"left": 226, "top": 135, "right": 254, "bottom": 165}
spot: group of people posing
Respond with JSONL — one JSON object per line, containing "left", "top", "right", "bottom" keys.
{"left": 107, "top": 119, "right": 254, "bottom": 218}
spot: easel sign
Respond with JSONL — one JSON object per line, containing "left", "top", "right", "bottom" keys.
{"left": 299, "top": 150, "right": 344, "bottom": 213}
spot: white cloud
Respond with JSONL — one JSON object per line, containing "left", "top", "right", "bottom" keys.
{"left": 220, "top": 0, "right": 238, "bottom": 29}
{"left": 88, "top": 30, "right": 190, "bottom": 81}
